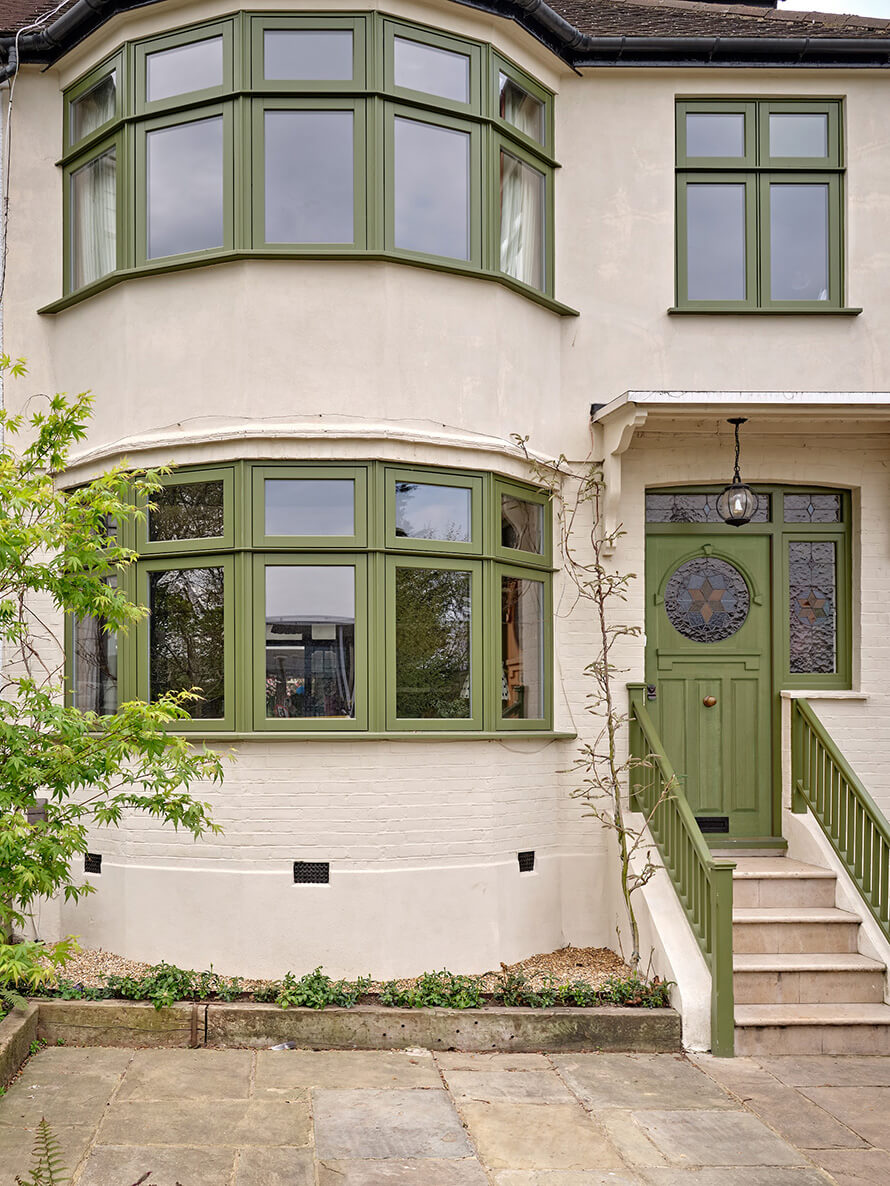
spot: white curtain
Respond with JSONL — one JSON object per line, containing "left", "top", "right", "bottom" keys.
{"left": 500, "top": 77, "right": 542, "bottom": 142}
{"left": 72, "top": 74, "right": 116, "bottom": 142}
{"left": 500, "top": 150, "right": 544, "bottom": 290}
{"left": 73, "top": 149, "right": 116, "bottom": 288}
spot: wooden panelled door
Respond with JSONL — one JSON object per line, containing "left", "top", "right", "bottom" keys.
{"left": 645, "top": 535, "right": 773, "bottom": 839}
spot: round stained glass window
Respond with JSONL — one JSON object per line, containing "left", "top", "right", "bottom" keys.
{"left": 664, "top": 557, "right": 750, "bottom": 643}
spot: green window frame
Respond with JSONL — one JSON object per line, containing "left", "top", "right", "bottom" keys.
{"left": 252, "top": 465, "right": 368, "bottom": 549}
{"left": 495, "top": 561, "right": 551, "bottom": 730}
{"left": 134, "top": 20, "right": 235, "bottom": 116}
{"left": 64, "top": 51, "right": 122, "bottom": 155}
{"left": 383, "top": 19, "right": 482, "bottom": 114}
{"left": 675, "top": 98, "right": 846, "bottom": 312}
{"left": 384, "top": 467, "right": 483, "bottom": 555}
{"left": 62, "top": 131, "right": 124, "bottom": 295}
{"left": 494, "top": 131, "right": 554, "bottom": 296}
{"left": 137, "top": 466, "right": 235, "bottom": 555}
{"left": 494, "top": 478, "right": 552, "bottom": 569}
{"left": 248, "top": 14, "right": 368, "bottom": 91}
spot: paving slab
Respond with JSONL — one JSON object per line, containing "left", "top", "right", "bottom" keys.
{"left": 0, "top": 1072, "right": 116, "bottom": 1127}
{"left": 255, "top": 1049, "right": 440, "bottom": 1092}
{"left": 234, "top": 1146, "right": 316, "bottom": 1185}
{"left": 436, "top": 1053, "right": 552, "bottom": 1071}
{"left": 18, "top": 1046, "right": 132, "bottom": 1077}
{"left": 97, "top": 1098, "right": 311, "bottom": 1147}
{"left": 630, "top": 1110, "right": 804, "bottom": 1166}
{"left": 313, "top": 1088, "right": 472, "bottom": 1160}
{"left": 0, "top": 1124, "right": 94, "bottom": 1186}
{"left": 459, "top": 1101, "right": 624, "bottom": 1171}
{"left": 756, "top": 1055, "right": 890, "bottom": 1087}
{"left": 75, "top": 1144, "right": 236, "bottom": 1186}
{"left": 318, "top": 1159, "right": 490, "bottom": 1185}
{"left": 116, "top": 1048, "right": 253, "bottom": 1100}
{"left": 598, "top": 1110, "right": 668, "bottom": 1168}
{"left": 554, "top": 1055, "right": 736, "bottom": 1112}
{"left": 494, "top": 1174, "right": 643, "bottom": 1185}
{"left": 797, "top": 1085, "right": 890, "bottom": 1147}
{"left": 444, "top": 1069, "right": 574, "bottom": 1103}
{"left": 639, "top": 1171, "right": 832, "bottom": 1186}
{"left": 802, "top": 1147, "right": 890, "bottom": 1186}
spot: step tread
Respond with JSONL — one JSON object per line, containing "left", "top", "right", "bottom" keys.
{"left": 734, "top": 952, "right": 884, "bottom": 972}
{"left": 732, "top": 858, "right": 836, "bottom": 880}
{"left": 733, "top": 907, "right": 861, "bottom": 924}
{"left": 736, "top": 1003, "right": 890, "bottom": 1026}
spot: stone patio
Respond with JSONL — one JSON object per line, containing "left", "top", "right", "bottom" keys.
{"left": 1, "top": 1046, "right": 887, "bottom": 1184}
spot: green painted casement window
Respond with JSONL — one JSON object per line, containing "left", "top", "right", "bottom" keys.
{"left": 67, "top": 461, "right": 554, "bottom": 736}
{"left": 58, "top": 13, "right": 557, "bottom": 308}
{"left": 675, "top": 99, "right": 845, "bottom": 312}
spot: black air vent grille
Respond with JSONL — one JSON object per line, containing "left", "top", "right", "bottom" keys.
{"left": 293, "top": 861, "right": 329, "bottom": 884}
{"left": 84, "top": 852, "right": 102, "bottom": 874}
{"left": 696, "top": 816, "right": 730, "bottom": 835}
{"left": 518, "top": 850, "right": 535, "bottom": 873}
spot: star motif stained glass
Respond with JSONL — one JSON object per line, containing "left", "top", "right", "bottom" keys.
{"left": 664, "top": 557, "right": 750, "bottom": 643}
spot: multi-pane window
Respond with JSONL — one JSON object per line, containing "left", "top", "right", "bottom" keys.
{"left": 69, "top": 464, "right": 553, "bottom": 733}
{"left": 676, "top": 99, "right": 844, "bottom": 310}
{"left": 61, "top": 15, "right": 555, "bottom": 299}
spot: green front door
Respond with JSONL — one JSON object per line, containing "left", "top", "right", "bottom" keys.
{"left": 645, "top": 534, "right": 773, "bottom": 839}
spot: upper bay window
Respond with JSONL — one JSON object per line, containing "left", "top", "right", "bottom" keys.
{"left": 58, "top": 15, "right": 556, "bottom": 305}
{"left": 675, "top": 99, "right": 845, "bottom": 312}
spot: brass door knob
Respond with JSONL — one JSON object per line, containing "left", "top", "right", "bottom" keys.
{"left": 702, "top": 696, "right": 718, "bottom": 708}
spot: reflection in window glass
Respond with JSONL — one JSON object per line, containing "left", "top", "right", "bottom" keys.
{"left": 146, "top": 37, "right": 223, "bottom": 103}
{"left": 149, "top": 481, "right": 225, "bottom": 541}
{"left": 395, "top": 482, "right": 471, "bottom": 542}
{"left": 393, "top": 37, "right": 469, "bottom": 102}
{"left": 395, "top": 567, "right": 471, "bottom": 718}
{"left": 149, "top": 567, "right": 225, "bottom": 717}
{"left": 784, "top": 493, "right": 841, "bottom": 523}
{"left": 770, "top": 113, "right": 828, "bottom": 158}
{"left": 265, "top": 110, "right": 353, "bottom": 244}
{"left": 770, "top": 184, "right": 829, "bottom": 301}
{"left": 499, "top": 74, "right": 543, "bottom": 144}
{"left": 264, "top": 29, "right": 353, "bottom": 81}
{"left": 502, "top": 576, "right": 543, "bottom": 719}
{"left": 265, "top": 566, "right": 355, "bottom": 718}
{"left": 394, "top": 118, "right": 469, "bottom": 260}
{"left": 789, "top": 541, "right": 836, "bottom": 674}
{"left": 71, "top": 72, "right": 116, "bottom": 142}
{"left": 147, "top": 117, "right": 224, "bottom": 259}
{"left": 72, "top": 149, "right": 116, "bottom": 288}
{"left": 502, "top": 495, "right": 544, "bottom": 553}
{"left": 265, "top": 479, "right": 355, "bottom": 537}
{"left": 687, "top": 183, "right": 746, "bottom": 301}
{"left": 500, "top": 151, "right": 544, "bottom": 290}
{"left": 685, "top": 112, "right": 745, "bottom": 158}
{"left": 73, "top": 578, "right": 118, "bottom": 714}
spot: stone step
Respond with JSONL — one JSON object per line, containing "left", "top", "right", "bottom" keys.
{"left": 732, "top": 861, "right": 837, "bottom": 909}
{"left": 733, "top": 952, "right": 885, "bottom": 1005}
{"left": 735, "top": 1002, "right": 890, "bottom": 1055}
{"left": 732, "top": 907, "right": 861, "bottom": 954}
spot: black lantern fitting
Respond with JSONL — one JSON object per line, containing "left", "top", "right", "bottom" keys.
{"left": 717, "top": 418, "right": 759, "bottom": 528}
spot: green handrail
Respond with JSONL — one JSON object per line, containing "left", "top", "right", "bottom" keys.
{"left": 627, "top": 684, "right": 736, "bottom": 1057}
{"left": 792, "top": 696, "right": 890, "bottom": 942}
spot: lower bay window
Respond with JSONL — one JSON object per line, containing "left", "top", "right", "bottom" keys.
{"left": 67, "top": 462, "right": 554, "bottom": 735}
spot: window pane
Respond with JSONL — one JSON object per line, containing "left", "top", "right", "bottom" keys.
{"left": 71, "top": 72, "right": 116, "bottom": 142}
{"left": 499, "top": 74, "right": 544, "bottom": 144}
{"left": 265, "top": 566, "right": 355, "bottom": 719}
{"left": 73, "top": 578, "right": 118, "bottom": 714}
{"left": 502, "top": 495, "right": 544, "bottom": 553}
{"left": 264, "top": 29, "right": 353, "bottom": 81}
{"left": 394, "top": 118, "right": 469, "bottom": 260}
{"left": 686, "top": 183, "right": 746, "bottom": 301}
{"left": 264, "top": 479, "right": 355, "bottom": 537}
{"left": 770, "top": 113, "right": 828, "bottom": 158}
{"left": 264, "top": 110, "right": 353, "bottom": 244}
{"left": 646, "top": 492, "right": 770, "bottom": 524}
{"left": 393, "top": 37, "right": 469, "bottom": 103}
{"left": 685, "top": 112, "right": 745, "bottom": 158}
{"left": 395, "top": 482, "right": 471, "bottom": 542}
{"left": 149, "top": 480, "right": 225, "bottom": 541}
{"left": 149, "top": 567, "right": 226, "bottom": 718}
{"left": 502, "top": 576, "right": 543, "bottom": 719}
{"left": 147, "top": 37, "right": 223, "bottom": 103}
{"left": 784, "top": 493, "right": 841, "bottom": 524}
{"left": 72, "top": 149, "right": 116, "bottom": 288}
{"left": 395, "top": 567, "right": 471, "bottom": 719}
{"left": 789, "top": 541, "right": 836, "bottom": 674}
{"left": 500, "top": 151, "right": 544, "bottom": 290}
{"left": 147, "top": 117, "right": 223, "bottom": 259}
{"left": 770, "top": 184, "right": 829, "bottom": 302}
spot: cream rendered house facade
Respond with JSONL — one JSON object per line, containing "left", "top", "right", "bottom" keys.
{"left": 3, "top": 0, "right": 890, "bottom": 1053}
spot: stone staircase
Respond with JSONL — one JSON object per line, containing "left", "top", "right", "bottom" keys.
{"left": 726, "top": 855, "right": 890, "bottom": 1055}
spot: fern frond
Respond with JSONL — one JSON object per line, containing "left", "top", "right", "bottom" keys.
{"left": 15, "top": 1118, "right": 69, "bottom": 1186}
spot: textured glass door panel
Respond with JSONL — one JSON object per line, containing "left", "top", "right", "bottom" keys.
{"left": 789, "top": 540, "right": 836, "bottom": 674}
{"left": 393, "top": 37, "right": 469, "bottom": 102}
{"left": 265, "top": 479, "right": 354, "bottom": 537}
{"left": 149, "top": 567, "right": 225, "bottom": 717}
{"left": 686, "top": 113, "right": 745, "bottom": 158}
{"left": 72, "top": 149, "right": 116, "bottom": 288}
{"left": 502, "top": 576, "right": 543, "bottom": 719}
{"left": 265, "top": 566, "right": 355, "bottom": 719}
{"left": 147, "top": 117, "right": 223, "bottom": 259}
{"left": 686, "top": 184, "right": 746, "bottom": 300}
{"left": 646, "top": 492, "right": 770, "bottom": 524}
{"left": 147, "top": 38, "right": 223, "bottom": 102}
{"left": 394, "top": 118, "right": 469, "bottom": 260}
{"left": 395, "top": 568, "right": 471, "bottom": 718}
{"left": 264, "top": 30, "right": 353, "bottom": 80}
{"left": 502, "top": 495, "right": 544, "bottom": 553}
{"left": 770, "top": 184, "right": 829, "bottom": 301}
{"left": 664, "top": 557, "right": 750, "bottom": 643}
{"left": 499, "top": 74, "right": 544, "bottom": 144}
{"left": 71, "top": 73, "right": 116, "bottom": 142}
{"left": 265, "top": 110, "right": 353, "bottom": 243}
{"left": 395, "top": 482, "right": 471, "bottom": 542}
{"left": 770, "top": 113, "right": 828, "bottom": 158}
{"left": 149, "top": 481, "right": 225, "bottom": 541}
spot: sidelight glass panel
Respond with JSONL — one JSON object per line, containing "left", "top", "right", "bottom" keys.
{"left": 265, "top": 565, "right": 355, "bottom": 718}
{"left": 265, "top": 479, "right": 355, "bottom": 537}
{"left": 789, "top": 540, "right": 836, "bottom": 674}
{"left": 395, "top": 567, "right": 471, "bottom": 718}
{"left": 264, "top": 110, "right": 353, "bottom": 244}
{"left": 394, "top": 117, "right": 469, "bottom": 260}
{"left": 395, "top": 482, "right": 471, "bottom": 542}
{"left": 147, "top": 117, "right": 224, "bottom": 259}
{"left": 770, "top": 184, "right": 829, "bottom": 301}
{"left": 71, "top": 149, "right": 116, "bottom": 288}
{"left": 73, "top": 577, "right": 118, "bottom": 714}
{"left": 500, "top": 151, "right": 544, "bottom": 290}
{"left": 499, "top": 74, "right": 544, "bottom": 144}
{"left": 686, "top": 112, "right": 745, "bottom": 158}
{"left": 393, "top": 37, "right": 469, "bottom": 103}
{"left": 770, "top": 113, "right": 828, "bottom": 159}
{"left": 264, "top": 29, "right": 353, "bottom": 80}
{"left": 686, "top": 183, "right": 747, "bottom": 301}
{"left": 502, "top": 494, "right": 544, "bottom": 553}
{"left": 149, "top": 481, "right": 225, "bottom": 541}
{"left": 146, "top": 37, "right": 223, "bottom": 103}
{"left": 502, "top": 576, "right": 543, "bottom": 719}
{"left": 71, "top": 72, "right": 116, "bottom": 142}
{"left": 149, "top": 567, "right": 226, "bottom": 717}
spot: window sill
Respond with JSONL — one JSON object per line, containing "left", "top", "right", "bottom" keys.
{"left": 668, "top": 306, "right": 863, "bottom": 316}
{"left": 159, "top": 729, "right": 578, "bottom": 742}
{"left": 780, "top": 690, "right": 866, "bottom": 701}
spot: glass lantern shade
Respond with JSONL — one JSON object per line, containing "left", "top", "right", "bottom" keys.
{"left": 716, "top": 480, "right": 759, "bottom": 527}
